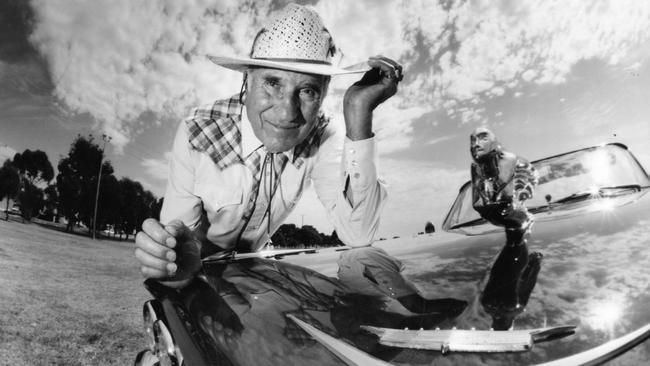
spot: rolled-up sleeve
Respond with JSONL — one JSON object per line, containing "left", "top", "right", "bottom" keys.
{"left": 160, "top": 122, "right": 203, "bottom": 230}
{"left": 311, "top": 128, "right": 387, "bottom": 247}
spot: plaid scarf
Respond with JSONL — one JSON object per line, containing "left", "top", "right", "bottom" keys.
{"left": 185, "top": 95, "right": 329, "bottom": 170}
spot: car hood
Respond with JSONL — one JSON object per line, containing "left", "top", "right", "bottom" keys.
{"left": 278, "top": 190, "right": 650, "bottom": 364}
{"left": 144, "top": 190, "right": 649, "bottom": 366}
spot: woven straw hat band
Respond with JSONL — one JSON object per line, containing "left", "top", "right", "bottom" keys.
{"left": 250, "top": 4, "right": 336, "bottom": 65}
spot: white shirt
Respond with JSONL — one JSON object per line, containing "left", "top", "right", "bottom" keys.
{"left": 161, "top": 107, "right": 387, "bottom": 253}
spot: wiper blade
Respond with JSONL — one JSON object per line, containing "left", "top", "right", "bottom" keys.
{"left": 450, "top": 217, "right": 486, "bottom": 230}
{"left": 598, "top": 184, "right": 642, "bottom": 194}
{"left": 550, "top": 184, "right": 643, "bottom": 205}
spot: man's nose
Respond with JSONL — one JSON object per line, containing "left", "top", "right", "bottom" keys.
{"left": 274, "top": 92, "right": 300, "bottom": 122}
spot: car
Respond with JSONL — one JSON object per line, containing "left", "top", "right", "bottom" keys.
{"left": 135, "top": 143, "right": 650, "bottom": 365}
{"left": 9, "top": 205, "right": 21, "bottom": 215}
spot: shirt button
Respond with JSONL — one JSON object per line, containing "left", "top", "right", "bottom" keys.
{"left": 354, "top": 173, "right": 360, "bottom": 179}
{"left": 349, "top": 149, "right": 355, "bottom": 154}
{"left": 351, "top": 160, "right": 358, "bottom": 166}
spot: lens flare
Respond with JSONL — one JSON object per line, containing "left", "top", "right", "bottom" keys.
{"left": 584, "top": 299, "right": 623, "bottom": 332}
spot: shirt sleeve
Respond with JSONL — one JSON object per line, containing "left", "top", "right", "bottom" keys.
{"left": 159, "top": 122, "right": 204, "bottom": 230}
{"left": 311, "top": 127, "right": 387, "bottom": 247}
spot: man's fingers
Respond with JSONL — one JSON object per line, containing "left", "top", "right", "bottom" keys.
{"left": 142, "top": 218, "right": 176, "bottom": 248}
{"left": 140, "top": 265, "right": 169, "bottom": 279}
{"left": 164, "top": 219, "right": 188, "bottom": 247}
{"left": 368, "top": 56, "right": 403, "bottom": 82}
{"left": 135, "top": 231, "right": 176, "bottom": 261}
{"left": 135, "top": 247, "right": 176, "bottom": 273}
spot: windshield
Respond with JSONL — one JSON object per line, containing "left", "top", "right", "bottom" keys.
{"left": 443, "top": 144, "right": 650, "bottom": 233}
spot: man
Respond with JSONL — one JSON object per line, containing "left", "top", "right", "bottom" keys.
{"left": 134, "top": 3, "right": 432, "bottom": 310}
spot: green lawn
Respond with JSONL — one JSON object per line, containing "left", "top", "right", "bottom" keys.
{"left": 0, "top": 217, "right": 151, "bottom": 365}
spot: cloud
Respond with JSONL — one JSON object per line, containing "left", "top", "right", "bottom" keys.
{"left": 400, "top": 0, "right": 650, "bottom": 123}
{"left": 26, "top": 0, "right": 650, "bottom": 160}
{"left": 133, "top": 176, "right": 165, "bottom": 198}
{"left": 0, "top": 143, "right": 17, "bottom": 163}
{"left": 141, "top": 151, "right": 171, "bottom": 182}
{"left": 426, "top": 134, "right": 456, "bottom": 146}
{"left": 29, "top": 0, "right": 269, "bottom": 152}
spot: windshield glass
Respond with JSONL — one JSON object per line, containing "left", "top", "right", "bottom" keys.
{"left": 443, "top": 144, "right": 650, "bottom": 232}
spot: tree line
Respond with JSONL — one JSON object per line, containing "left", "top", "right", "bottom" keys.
{"left": 0, "top": 135, "right": 162, "bottom": 240}
{"left": 0, "top": 134, "right": 345, "bottom": 245}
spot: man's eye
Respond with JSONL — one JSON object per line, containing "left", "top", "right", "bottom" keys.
{"left": 300, "top": 88, "right": 318, "bottom": 99}
{"left": 265, "top": 79, "right": 280, "bottom": 88}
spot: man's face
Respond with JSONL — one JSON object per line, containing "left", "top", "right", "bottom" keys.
{"left": 245, "top": 68, "right": 329, "bottom": 153}
{"left": 470, "top": 128, "right": 498, "bottom": 160}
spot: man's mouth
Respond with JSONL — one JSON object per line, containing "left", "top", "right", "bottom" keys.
{"left": 265, "top": 120, "right": 301, "bottom": 130}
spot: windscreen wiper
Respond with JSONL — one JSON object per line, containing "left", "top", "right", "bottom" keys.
{"left": 449, "top": 217, "right": 487, "bottom": 230}
{"left": 551, "top": 184, "right": 643, "bottom": 205}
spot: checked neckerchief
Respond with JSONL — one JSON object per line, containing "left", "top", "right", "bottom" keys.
{"left": 185, "top": 95, "right": 328, "bottom": 252}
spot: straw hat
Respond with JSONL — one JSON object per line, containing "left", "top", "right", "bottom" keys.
{"left": 207, "top": 4, "right": 368, "bottom": 76}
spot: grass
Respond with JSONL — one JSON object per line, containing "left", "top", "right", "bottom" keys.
{"left": 0, "top": 216, "right": 151, "bottom": 365}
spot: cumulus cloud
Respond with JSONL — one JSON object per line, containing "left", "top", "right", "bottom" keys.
{"left": 400, "top": 0, "right": 650, "bottom": 123}
{"left": 29, "top": 0, "right": 268, "bottom": 151}
{"left": 27, "top": 0, "right": 650, "bottom": 154}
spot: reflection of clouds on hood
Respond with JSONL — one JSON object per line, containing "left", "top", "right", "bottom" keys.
{"left": 539, "top": 219, "right": 650, "bottom": 336}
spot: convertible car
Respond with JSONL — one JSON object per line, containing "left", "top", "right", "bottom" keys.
{"left": 135, "top": 143, "right": 650, "bottom": 365}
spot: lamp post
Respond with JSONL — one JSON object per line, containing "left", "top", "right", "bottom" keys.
{"left": 92, "top": 134, "right": 111, "bottom": 239}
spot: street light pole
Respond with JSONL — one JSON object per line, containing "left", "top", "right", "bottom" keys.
{"left": 92, "top": 134, "right": 111, "bottom": 240}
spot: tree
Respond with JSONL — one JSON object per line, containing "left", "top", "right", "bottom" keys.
{"left": 425, "top": 221, "right": 435, "bottom": 233}
{"left": 11, "top": 150, "right": 54, "bottom": 221}
{"left": 114, "top": 178, "right": 158, "bottom": 240}
{"left": 0, "top": 160, "right": 20, "bottom": 221}
{"left": 12, "top": 150, "right": 54, "bottom": 186}
{"left": 56, "top": 135, "right": 115, "bottom": 234}
{"left": 294, "top": 225, "right": 323, "bottom": 247}
{"left": 18, "top": 182, "right": 44, "bottom": 220}
{"left": 41, "top": 184, "right": 59, "bottom": 221}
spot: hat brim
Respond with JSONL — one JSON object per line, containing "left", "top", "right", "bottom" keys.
{"left": 207, "top": 55, "right": 370, "bottom": 76}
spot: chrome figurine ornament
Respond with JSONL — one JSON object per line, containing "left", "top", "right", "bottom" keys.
{"left": 470, "top": 127, "right": 538, "bottom": 244}
{"left": 470, "top": 127, "right": 542, "bottom": 329}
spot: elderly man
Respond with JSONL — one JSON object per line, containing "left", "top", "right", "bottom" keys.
{"left": 133, "top": 4, "right": 451, "bottom": 317}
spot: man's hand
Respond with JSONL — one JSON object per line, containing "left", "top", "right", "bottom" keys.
{"left": 343, "top": 56, "right": 403, "bottom": 140}
{"left": 135, "top": 218, "right": 202, "bottom": 288}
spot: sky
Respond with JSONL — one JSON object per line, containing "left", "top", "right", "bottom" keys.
{"left": 1, "top": 0, "right": 649, "bottom": 237}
